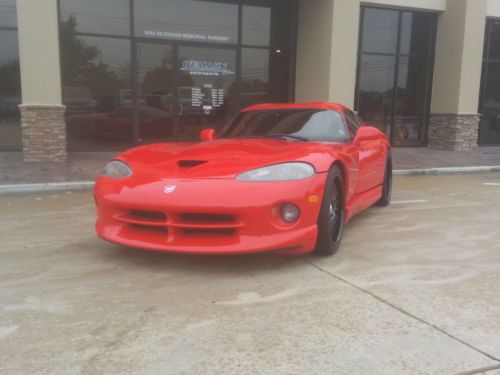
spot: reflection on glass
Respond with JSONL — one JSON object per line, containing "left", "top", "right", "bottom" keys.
{"left": 135, "top": 0, "right": 238, "bottom": 44}
{"left": 56, "top": 0, "right": 296, "bottom": 149}
{"left": 241, "top": 48, "right": 270, "bottom": 107}
{"left": 0, "top": 0, "right": 16, "bottom": 28}
{"left": 242, "top": 6, "right": 271, "bottom": 46}
{"left": 393, "top": 56, "right": 428, "bottom": 145}
{"left": 269, "top": 49, "right": 293, "bottom": 103}
{"left": 220, "top": 109, "right": 348, "bottom": 143}
{"left": 0, "top": 30, "right": 21, "bottom": 151}
{"left": 487, "top": 21, "right": 500, "bottom": 61}
{"left": 399, "top": 12, "right": 434, "bottom": 56}
{"left": 60, "top": 19, "right": 132, "bottom": 151}
{"left": 479, "top": 62, "right": 500, "bottom": 144}
{"left": 177, "top": 46, "right": 237, "bottom": 141}
{"left": 137, "top": 44, "right": 175, "bottom": 143}
{"left": 357, "top": 7, "right": 436, "bottom": 146}
{"left": 269, "top": 0, "right": 297, "bottom": 49}
{"left": 357, "top": 55, "right": 396, "bottom": 136}
{"left": 59, "top": 0, "right": 130, "bottom": 36}
{"left": 361, "top": 8, "right": 399, "bottom": 54}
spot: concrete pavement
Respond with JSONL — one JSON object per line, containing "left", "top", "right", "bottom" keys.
{"left": 1, "top": 173, "right": 500, "bottom": 374}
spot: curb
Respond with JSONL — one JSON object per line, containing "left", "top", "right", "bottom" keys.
{"left": 0, "top": 181, "right": 95, "bottom": 195}
{"left": 393, "top": 165, "right": 500, "bottom": 176}
{"left": 1, "top": 165, "right": 499, "bottom": 195}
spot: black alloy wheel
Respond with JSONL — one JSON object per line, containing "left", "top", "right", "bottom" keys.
{"left": 315, "top": 165, "right": 345, "bottom": 256}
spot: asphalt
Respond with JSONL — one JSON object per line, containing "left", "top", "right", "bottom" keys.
{"left": 1, "top": 173, "right": 500, "bottom": 375}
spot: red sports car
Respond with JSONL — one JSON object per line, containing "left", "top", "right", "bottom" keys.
{"left": 94, "top": 102, "right": 392, "bottom": 256}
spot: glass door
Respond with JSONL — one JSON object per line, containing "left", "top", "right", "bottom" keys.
{"left": 136, "top": 43, "right": 175, "bottom": 143}
{"left": 136, "top": 43, "right": 237, "bottom": 143}
{"left": 176, "top": 46, "right": 237, "bottom": 141}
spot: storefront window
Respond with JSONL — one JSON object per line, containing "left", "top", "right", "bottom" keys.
{"left": 0, "top": 0, "right": 16, "bottom": 28}
{"left": 360, "top": 8, "right": 399, "bottom": 54}
{"left": 478, "top": 20, "right": 500, "bottom": 145}
{"left": 399, "top": 12, "right": 434, "bottom": 56}
{"left": 242, "top": 5, "right": 271, "bottom": 46}
{"left": 135, "top": 0, "right": 238, "bottom": 44}
{"left": 356, "top": 55, "right": 396, "bottom": 136}
{"left": 59, "top": 0, "right": 130, "bottom": 36}
{"left": 0, "top": 0, "right": 21, "bottom": 151}
{"left": 241, "top": 48, "right": 270, "bottom": 107}
{"left": 59, "top": 0, "right": 297, "bottom": 150}
{"left": 60, "top": 32, "right": 132, "bottom": 150}
{"left": 356, "top": 7, "right": 437, "bottom": 146}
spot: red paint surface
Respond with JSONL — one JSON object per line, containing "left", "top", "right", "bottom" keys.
{"left": 95, "top": 102, "right": 390, "bottom": 254}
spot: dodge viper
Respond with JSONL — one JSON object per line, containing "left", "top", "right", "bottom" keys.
{"left": 94, "top": 102, "right": 392, "bottom": 256}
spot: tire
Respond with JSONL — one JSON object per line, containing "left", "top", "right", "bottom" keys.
{"left": 315, "top": 165, "right": 345, "bottom": 256}
{"left": 376, "top": 154, "right": 392, "bottom": 207}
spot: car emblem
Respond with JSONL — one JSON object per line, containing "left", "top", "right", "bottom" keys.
{"left": 164, "top": 185, "right": 176, "bottom": 194}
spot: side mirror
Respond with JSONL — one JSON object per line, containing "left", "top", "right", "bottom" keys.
{"left": 200, "top": 128, "right": 216, "bottom": 141}
{"left": 353, "top": 126, "right": 381, "bottom": 144}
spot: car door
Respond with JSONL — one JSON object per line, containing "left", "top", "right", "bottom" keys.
{"left": 345, "top": 110, "right": 384, "bottom": 194}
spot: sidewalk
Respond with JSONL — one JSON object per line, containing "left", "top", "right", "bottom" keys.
{"left": 1, "top": 147, "right": 500, "bottom": 185}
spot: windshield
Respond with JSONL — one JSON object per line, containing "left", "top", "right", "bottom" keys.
{"left": 218, "top": 109, "right": 348, "bottom": 142}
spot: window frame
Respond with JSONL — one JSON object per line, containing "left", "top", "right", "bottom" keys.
{"left": 354, "top": 5, "right": 438, "bottom": 147}
{"left": 57, "top": 0, "right": 299, "bottom": 150}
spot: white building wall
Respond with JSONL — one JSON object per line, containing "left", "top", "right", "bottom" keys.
{"left": 16, "top": 0, "right": 62, "bottom": 105}
{"left": 487, "top": 0, "right": 500, "bottom": 17}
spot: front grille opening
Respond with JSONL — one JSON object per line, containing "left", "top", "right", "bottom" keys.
{"left": 180, "top": 213, "right": 235, "bottom": 223}
{"left": 182, "top": 228, "right": 236, "bottom": 235}
{"left": 177, "top": 160, "right": 207, "bottom": 168}
{"left": 129, "top": 210, "right": 166, "bottom": 222}
{"left": 131, "top": 224, "right": 168, "bottom": 234}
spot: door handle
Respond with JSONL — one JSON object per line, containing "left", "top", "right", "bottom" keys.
{"left": 177, "top": 104, "right": 183, "bottom": 116}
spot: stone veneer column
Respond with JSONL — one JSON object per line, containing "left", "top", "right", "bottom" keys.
{"left": 429, "top": 0, "right": 486, "bottom": 151}
{"left": 428, "top": 114, "right": 480, "bottom": 151}
{"left": 17, "top": 0, "right": 66, "bottom": 162}
{"left": 20, "top": 105, "right": 66, "bottom": 162}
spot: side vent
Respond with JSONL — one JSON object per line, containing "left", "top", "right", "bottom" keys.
{"left": 177, "top": 160, "right": 208, "bottom": 168}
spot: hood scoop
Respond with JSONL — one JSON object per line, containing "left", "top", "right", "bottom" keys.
{"left": 177, "top": 160, "right": 208, "bottom": 168}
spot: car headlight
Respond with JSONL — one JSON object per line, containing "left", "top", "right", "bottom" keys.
{"left": 101, "top": 160, "right": 132, "bottom": 178}
{"left": 236, "top": 162, "right": 315, "bottom": 182}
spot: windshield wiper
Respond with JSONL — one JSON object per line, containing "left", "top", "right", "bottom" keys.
{"left": 236, "top": 134, "right": 309, "bottom": 142}
{"left": 265, "top": 134, "right": 309, "bottom": 142}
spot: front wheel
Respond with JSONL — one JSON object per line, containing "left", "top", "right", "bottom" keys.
{"left": 315, "top": 165, "right": 345, "bottom": 256}
{"left": 376, "top": 154, "right": 392, "bottom": 207}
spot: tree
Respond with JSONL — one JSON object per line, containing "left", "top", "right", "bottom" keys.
{"left": 59, "top": 16, "right": 126, "bottom": 96}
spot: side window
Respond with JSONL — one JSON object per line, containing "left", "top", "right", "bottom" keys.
{"left": 344, "top": 110, "right": 361, "bottom": 140}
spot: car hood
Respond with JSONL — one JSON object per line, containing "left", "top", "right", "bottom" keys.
{"left": 117, "top": 139, "right": 342, "bottom": 179}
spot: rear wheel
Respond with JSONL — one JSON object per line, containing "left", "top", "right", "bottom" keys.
{"left": 315, "top": 165, "right": 345, "bottom": 256}
{"left": 376, "top": 154, "right": 392, "bottom": 207}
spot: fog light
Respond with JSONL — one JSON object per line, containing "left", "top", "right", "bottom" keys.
{"left": 281, "top": 204, "right": 300, "bottom": 223}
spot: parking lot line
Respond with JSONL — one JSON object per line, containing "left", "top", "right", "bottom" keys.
{"left": 391, "top": 199, "right": 429, "bottom": 205}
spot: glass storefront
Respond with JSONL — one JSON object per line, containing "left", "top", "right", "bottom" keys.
{"left": 0, "top": 0, "right": 21, "bottom": 151}
{"left": 479, "top": 19, "right": 500, "bottom": 145}
{"left": 355, "top": 7, "right": 437, "bottom": 146}
{"left": 59, "top": 0, "right": 297, "bottom": 151}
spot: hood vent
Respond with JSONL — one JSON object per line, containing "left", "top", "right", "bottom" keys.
{"left": 177, "top": 160, "right": 208, "bottom": 168}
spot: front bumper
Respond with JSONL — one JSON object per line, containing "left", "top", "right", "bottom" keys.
{"left": 94, "top": 173, "right": 327, "bottom": 255}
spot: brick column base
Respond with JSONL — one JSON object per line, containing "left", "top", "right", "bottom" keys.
{"left": 20, "top": 105, "right": 67, "bottom": 162}
{"left": 428, "top": 113, "right": 480, "bottom": 151}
